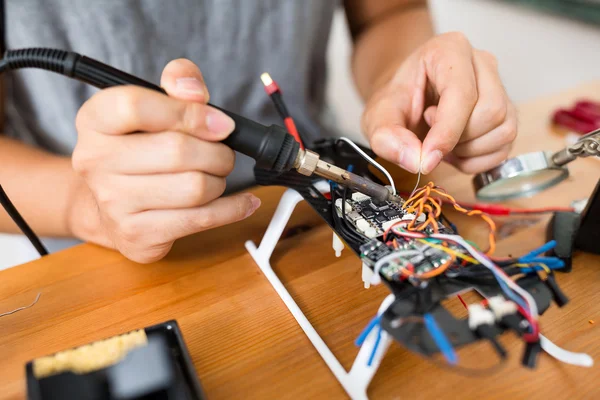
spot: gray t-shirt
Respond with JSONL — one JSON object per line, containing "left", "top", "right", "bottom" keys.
{"left": 3, "top": 0, "right": 338, "bottom": 253}
{"left": 5, "top": 0, "right": 337, "bottom": 192}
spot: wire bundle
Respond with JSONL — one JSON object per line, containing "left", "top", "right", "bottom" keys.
{"left": 401, "top": 182, "right": 497, "bottom": 254}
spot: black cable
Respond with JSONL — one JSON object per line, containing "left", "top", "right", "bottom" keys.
{"left": 0, "top": 58, "right": 48, "bottom": 256}
{"left": 0, "top": 185, "right": 48, "bottom": 256}
{"left": 330, "top": 183, "right": 366, "bottom": 244}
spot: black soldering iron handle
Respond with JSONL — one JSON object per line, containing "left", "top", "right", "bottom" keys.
{"left": 1, "top": 48, "right": 299, "bottom": 173}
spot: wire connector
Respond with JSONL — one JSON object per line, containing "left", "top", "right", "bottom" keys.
{"left": 468, "top": 304, "right": 507, "bottom": 359}
{"left": 467, "top": 304, "right": 495, "bottom": 330}
{"left": 260, "top": 72, "right": 279, "bottom": 95}
{"left": 487, "top": 296, "right": 518, "bottom": 320}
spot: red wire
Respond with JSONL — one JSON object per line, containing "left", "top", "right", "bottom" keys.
{"left": 517, "top": 304, "right": 539, "bottom": 342}
{"left": 396, "top": 191, "right": 573, "bottom": 216}
{"left": 284, "top": 117, "right": 305, "bottom": 150}
{"left": 457, "top": 294, "right": 467, "bottom": 309}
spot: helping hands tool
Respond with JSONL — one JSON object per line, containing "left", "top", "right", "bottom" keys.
{"left": 0, "top": 48, "right": 397, "bottom": 203}
{"left": 473, "top": 128, "right": 600, "bottom": 201}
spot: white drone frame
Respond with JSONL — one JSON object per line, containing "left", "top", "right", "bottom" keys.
{"left": 245, "top": 181, "right": 393, "bottom": 400}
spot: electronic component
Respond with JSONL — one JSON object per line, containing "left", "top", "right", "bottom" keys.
{"left": 336, "top": 194, "right": 407, "bottom": 238}
{"left": 359, "top": 239, "right": 392, "bottom": 266}
{"left": 352, "top": 192, "right": 371, "bottom": 202}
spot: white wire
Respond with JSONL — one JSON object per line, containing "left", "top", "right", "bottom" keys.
{"left": 539, "top": 334, "right": 594, "bottom": 367}
{"left": 430, "top": 233, "right": 539, "bottom": 320}
{"left": 337, "top": 137, "right": 396, "bottom": 195}
{"left": 371, "top": 250, "right": 423, "bottom": 285}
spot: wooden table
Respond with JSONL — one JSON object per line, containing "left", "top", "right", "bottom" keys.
{"left": 1, "top": 82, "right": 599, "bottom": 400}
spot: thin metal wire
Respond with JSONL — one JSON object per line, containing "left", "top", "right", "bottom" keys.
{"left": 409, "top": 170, "right": 422, "bottom": 198}
{"left": 337, "top": 137, "right": 397, "bottom": 195}
{"left": 0, "top": 292, "right": 41, "bottom": 317}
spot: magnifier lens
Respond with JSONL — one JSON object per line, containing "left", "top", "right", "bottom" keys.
{"left": 477, "top": 168, "right": 567, "bottom": 201}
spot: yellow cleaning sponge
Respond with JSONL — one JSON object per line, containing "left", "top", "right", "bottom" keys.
{"left": 33, "top": 329, "right": 148, "bottom": 379}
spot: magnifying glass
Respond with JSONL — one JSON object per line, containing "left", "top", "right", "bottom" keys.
{"left": 473, "top": 129, "right": 600, "bottom": 201}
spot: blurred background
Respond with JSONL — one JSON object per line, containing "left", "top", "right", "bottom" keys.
{"left": 327, "top": 0, "right": 600, "bottom": 143}
{"left": 1, "top": 0, "right": 600, "bottom": 270}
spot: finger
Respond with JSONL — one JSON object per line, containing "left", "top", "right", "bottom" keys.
{"left": 126, "top": 192, "right": 261, "bottom": 247}
{"left": 423, "top": 105, "right": 437, "bottom": 127}
{"left": 362, "top": 87, "right": 422, "bottom": 173}
{"left": 100, "top": 172, "right": 227, "bottom": 212}
{"left": 461, "top": 50, "right": 508, "bottom": 142}
{"left": 453, "top": 104, "right": 517, "bottom": 158}
{"left": 77, "top": 86, "right": 234, "bottom": 140}
{"left": 99, "top": 131, "right": 235, "bottom": 176}
{"left": 448, "top": 144, "right": 512, "bottom": 174}
{"left": 421, "top": 36, "right": 478, "bottom": 174}
{"left": 160, "top": 58, "right": 209, "bottom": 103}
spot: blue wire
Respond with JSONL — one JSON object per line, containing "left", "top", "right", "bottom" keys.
{"left": 355, "top": 314, "right": 381, "bottom": 347}
{"left": 367, "top": 325, "right": 383, "bottom": 367}
{"left": 518, "top": 240, "right": 557, "bottom": 262}
{"left": 424, "top": 313, "right": 457, "bottom": 365}
{"left": 347, "top": 164, "right": 354, "bottom": 172}
{"left": 524, "top": 257, "right": 564, "bottom": 268}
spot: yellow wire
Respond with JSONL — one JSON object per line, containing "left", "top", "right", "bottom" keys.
{"left": 417, "top": 239, "right": 479, "bottom": 264}
{"left": 514, "top": 263, "right": 551, "bottom": 274}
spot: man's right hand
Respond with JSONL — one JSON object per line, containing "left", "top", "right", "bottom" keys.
{"left": 70, "top": 59, "right": 261, "bottom": 263}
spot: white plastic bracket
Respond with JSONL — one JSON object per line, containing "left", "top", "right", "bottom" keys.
{"left": 245, "top": 182, "right": 392, "bottom": 399}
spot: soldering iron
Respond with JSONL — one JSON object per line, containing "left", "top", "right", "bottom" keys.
{"left": 0, "top": 48, "right": 396, "bottom": 204}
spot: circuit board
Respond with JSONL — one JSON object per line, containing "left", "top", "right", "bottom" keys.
{"left": 334, "top": 191, "right": 416, "bottom": 238}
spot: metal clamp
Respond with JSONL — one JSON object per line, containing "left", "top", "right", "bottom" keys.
{"left": 552, "top": 128, "right": 600, "bottom": 166}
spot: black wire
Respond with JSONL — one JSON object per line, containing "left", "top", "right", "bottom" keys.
{"left": 271, "top": 93, "right": 289, "bottom": 120}
{"left": 330, "top": 184, "right": 366, "bottom": 244}
{"left": 0, "top": 56, "right": 48, "bottom": 256}
{"left": 0, "top": 185, "right": 48, "bottom": 256}
{"left": 270, "top": 92, "right": 308, "bottom": 145}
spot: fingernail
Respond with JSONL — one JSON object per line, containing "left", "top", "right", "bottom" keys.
{"left": 420, "top": 150, "right": 443, "bottom": 175}
{"left": 398, "top": 147, "right": 420, "bottom": 174}
{"left": 245, "top": 194, "right": 261, "bottom": 217}
{"left": 206, "top": 108, "right": 235, "bottom": 136}
{"left": 176, "top": 77, "right": 206, "bottom": 95}
{"left": 371, "top": 129, "right": 419, "bottom": 174}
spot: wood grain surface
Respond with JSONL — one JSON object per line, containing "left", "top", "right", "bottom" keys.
{"left": 1, "top": 82, "right": 599, "bottom": 400}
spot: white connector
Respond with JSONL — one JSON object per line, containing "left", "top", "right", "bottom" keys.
{"left": 356, "top": 219, "right": 371, "bottom": 233}
{"left": 468, "top": 304, "right": 495, "bottom": 330}
{"left": 362, "top": 262, "right": 373, "bottom": 289}
{"left": 352, "top": 192, "right": 371, "bottom": 202}
{"left": 487, "top": 296, "right": 518, "bottom": 320}
{"left": 364, "top": 227, "right": 378, "bottom": 238}
{"left": 381, "top": 218, "right": 401, "bottom": 231}
{"left": 334, "top": 198, "right": 353, "bottom": 213}
{"left": 332, "top": 232, "right": 344, "bottom": 258}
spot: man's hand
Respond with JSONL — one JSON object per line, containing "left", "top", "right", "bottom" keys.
{"left": 70, "top": 59, "right": 261, "bottom": 263}
{"left": 362, "top": 32, "right": 517, "bottom": 175}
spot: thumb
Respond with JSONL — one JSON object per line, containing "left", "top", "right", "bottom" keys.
{"left": 362, "top": 88, "right": 422, "bottom": 174}
{"left": 160, "top": 58, "right": 209, "bottom": 103}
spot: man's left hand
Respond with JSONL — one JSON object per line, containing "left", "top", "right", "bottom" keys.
{"left": 362, "top": 32, "right": 517, "bottom": 175}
